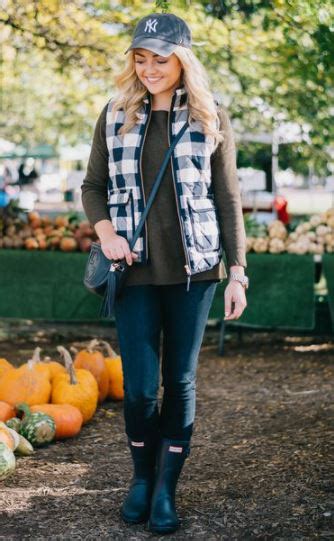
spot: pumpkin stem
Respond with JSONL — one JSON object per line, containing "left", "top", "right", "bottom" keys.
{"left": 16, "top": 403, "right": 31, "bottom": 419}
{"left": 87, "top": 338, "right": 100, "bottom": 352}
{"left": 30, "top": 347, "right": 42, "bottom": 366}
{"left": 99, "top": 340, "right": 118, "bottom": 358}
{"left": 57, "top": 346, "right": 78, "bottom": 385}
{"left": 26, "top": 359, "right": 34, "bottom": 370}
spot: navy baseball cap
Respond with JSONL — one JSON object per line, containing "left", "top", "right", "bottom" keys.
{"left": 124, "top": 13, "right": 192, "bottom": 57}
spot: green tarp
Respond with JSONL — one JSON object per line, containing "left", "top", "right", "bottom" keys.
{"left": 209, "top": 253, "right": 316, "bottom": 329}
{"left": 0, "top": 250, "right": 330, "bottom": 330}
{"left": 322, "top": 254, "right": 334, "bottom": 331}
{"left": 0, "top": 250, "right": 101, "bottom": 321}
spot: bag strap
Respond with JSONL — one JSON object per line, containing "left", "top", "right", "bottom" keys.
{"left": 128, "top": 120, "right": 189, "bottom": 252}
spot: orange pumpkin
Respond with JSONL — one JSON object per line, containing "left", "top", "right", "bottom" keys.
{"left": 60, "top": 237, "right": 78, "bottom": 252}
{"left": 25, "top": 348, "right": 66, "bottom": 382}
{"left": 0, "top": 357, "right": 51, "bottom": 406}
{"left": 30, "top": 404, "right": 83, "bottom": 439}
{"left": 0, "top": 402, "right": 16, "bottom": 422}
{"left": 73, "top": 340, "right": 109, "bottom": 403}
{"left": 42, "top": 356, "right": 67, "bottom": 382}
{"left": 52, "top": 347, "right": 98, "bottom": 424}
{"left": 0, "top": 358, "right": 13, "bottom": 379}
{"left": 100, "top": 341, "right": 124, "bottom": 401}
{"left": 27, "top": 347, "right": 51, "bottom": 379}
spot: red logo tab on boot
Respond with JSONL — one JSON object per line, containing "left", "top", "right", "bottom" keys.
{"left": 169, "top": 445, "right": 183, "bottom": 453}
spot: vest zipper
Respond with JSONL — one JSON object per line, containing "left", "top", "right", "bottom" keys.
{"left": 167, "top": 100, "right": 192, "bottom": 292}
{"left": 139, "top": 101, "right": 153, "bottom": 261}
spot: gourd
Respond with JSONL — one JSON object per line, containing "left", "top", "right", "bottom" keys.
{"left": 6, "top": 417, "right": 21, "bottom": 432}
{"left": 0, "top": 425, "right": 16, "bottom": 450}
{"left": 269, "top": 238, "right": 285, "bottom": 254}
{"left": 252, "top": 237, "right": 269, "bottom": 253}
{"left": 0, "top": 401, "right": 16, "bottom": 422}
{"left": 0, "top": 422, "right": 20, "bottom": 451}
{"left": 52, "top": 347, "right": 98, "bottom": 424}
{"left": 16, "top": 403, "right": 56, "bottom": 447}
{"left": 0, "top": 355, "right": 51, "bottom": 406}
{"left": 30, "top": 404, "right": 83, "bottom": 439}
{"left": 16, "top": 434, "right": 34, "bottom": 456}
{"left": 100, "top": 341, "right": 124, "bottom": 401}
{"left": 0, "top": 442, "right": 16, "bottom": 480}
{"left": 73, "top": 340, "right": 109, "bottom": 403}
{"left": 2, "top": 420, "right": 34, "bottom": 455}
{"left": 267, "top": 220, "right": 288, "bottom": 240}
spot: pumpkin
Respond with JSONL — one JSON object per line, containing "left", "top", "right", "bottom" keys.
{"left": 60, "top": 237, "right": 78, "bottom": 252}
{"left": 0, "top": 358, "right": 13, "bottom": 378}
{"left": 16, "top": 403, "right": 56, "bottom": 447}
{"left": 25, "top": 237, "right": 39, "bottom": 250}
{"left": 52, "top": 347, "right": 98, "bottom": 424}
{"left": 42, "top": 356, "right": 66, "bottom": 382}
{"left": 100, "top": 341, "right": 124, "bottom": 401}
{"left": 0, "top": 355, "right": 51, "bottom": 406}
{"left": 28, "top": 348, "right": 66, "bottom": 382}
{"left": 0, "top": 423, "right": 20, "bottom": 451}
{"left": 0, "top": 426, "right": 16, "bottom": 450}
{"left": 30, "top": 404, "right": 83, "bottom": 439}
{"left": 0, "top": 401, "right": 16, "bottom": 422}
{"left": 73, "top": 340, "right": 109, "bottom": 403}
{"left": 0, "top": 442, "right": 16, "bottom": 480}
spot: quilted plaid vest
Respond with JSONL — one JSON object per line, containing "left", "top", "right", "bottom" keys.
{"left": 105, "top": 85, "right": 223, "bottom": 290}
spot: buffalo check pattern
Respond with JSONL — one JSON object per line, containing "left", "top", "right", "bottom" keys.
{"left": 105, "top": 86, "right": 223, "bottom": 275}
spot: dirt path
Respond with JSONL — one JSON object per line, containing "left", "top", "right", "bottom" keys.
{"left": 0, "top": 325, "right": 333, "bottom": 540}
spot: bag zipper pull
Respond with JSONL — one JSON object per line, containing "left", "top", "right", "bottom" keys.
{"left": 185, "top": 265, "right": 191, "bottom": 292}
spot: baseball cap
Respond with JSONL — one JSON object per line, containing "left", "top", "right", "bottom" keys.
{"left": 124, "top": 13, "right": 192, "bottom": 57}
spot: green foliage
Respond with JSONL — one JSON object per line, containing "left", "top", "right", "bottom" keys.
{"left": 155, "top": 0, "right": 171, "bottom": 12}
{"left": 0, "top": 0, "right": 333, "bottom": 176}
{"left": 243, "top": 213, "right": 268, "bottom": 237}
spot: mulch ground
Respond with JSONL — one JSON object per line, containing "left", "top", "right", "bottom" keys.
{"left": 0, "top": 321, "right": 333, "bottom": 540}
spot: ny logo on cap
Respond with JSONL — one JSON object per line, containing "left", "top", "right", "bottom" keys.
{"left": 144, "top": 19, "right": 158, "bottom": 33}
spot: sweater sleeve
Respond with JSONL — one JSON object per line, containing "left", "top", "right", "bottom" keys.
{"left": 81, "top": 102, "right": 111, "bottom": 226}
{"left": 211, "top": 106, "right": 247, "bottom": 268}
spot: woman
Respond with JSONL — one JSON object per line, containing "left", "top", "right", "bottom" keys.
{"left": 81, "top": 12, "right": 248, "bottom": 535}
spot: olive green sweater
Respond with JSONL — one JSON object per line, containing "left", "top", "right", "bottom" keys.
{"left": 81, "top": 103, "right": 247, "bottom": 286}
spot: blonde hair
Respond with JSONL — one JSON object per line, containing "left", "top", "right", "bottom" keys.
{"left": 111, "top": 45, "right": 225, "bottom": 150}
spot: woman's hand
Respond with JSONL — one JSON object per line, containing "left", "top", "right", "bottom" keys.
{"left": 94, "top": 219, "right": 139, "bottom": 266}
{"left": 101, "top": 233, "right": 139, "bottom": 266}
{"left": 224, "top": 280, "right": 247, "bottom": 320}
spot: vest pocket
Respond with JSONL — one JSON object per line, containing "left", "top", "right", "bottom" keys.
{"left": 187, "top": 196, "right": 221, "bottom": 253}
{"left": 107, "top": 188, "right": 135, "bottom": 239}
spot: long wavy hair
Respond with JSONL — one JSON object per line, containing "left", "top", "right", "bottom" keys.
{"left": 111, "top": 45, "right": 225, "bottom": 151}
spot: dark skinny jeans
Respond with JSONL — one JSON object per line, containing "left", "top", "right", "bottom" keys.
{"left": 113, "top": 280, "right": 218, "bottom": 443}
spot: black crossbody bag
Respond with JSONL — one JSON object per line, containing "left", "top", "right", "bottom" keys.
{"left": 83, "top": 119, "right": 189, "bottom": 318}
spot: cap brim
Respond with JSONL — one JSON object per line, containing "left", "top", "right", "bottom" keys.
{"left": 124, "top": 37, "right": 177, "bottom": 57}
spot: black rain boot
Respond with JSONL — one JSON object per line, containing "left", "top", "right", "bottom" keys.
{"left": 147, "top": 438, "right": 191, "bottom": 534}
{"left": 121, "top": 437, "right": 159, "bottom": 524}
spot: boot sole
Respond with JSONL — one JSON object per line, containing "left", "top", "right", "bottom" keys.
{"left": 147, "top": 521, "right": 180, "bottom": 534}
{"left": 121, "top": 512, "right": 150, "bottom": 525}
{"left": 121, "top": 506, "right": 150, "bottom": 524}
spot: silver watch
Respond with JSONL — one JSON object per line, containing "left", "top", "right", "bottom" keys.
{"left": 229, "top": 271, "right": 249, "bottom": 289}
